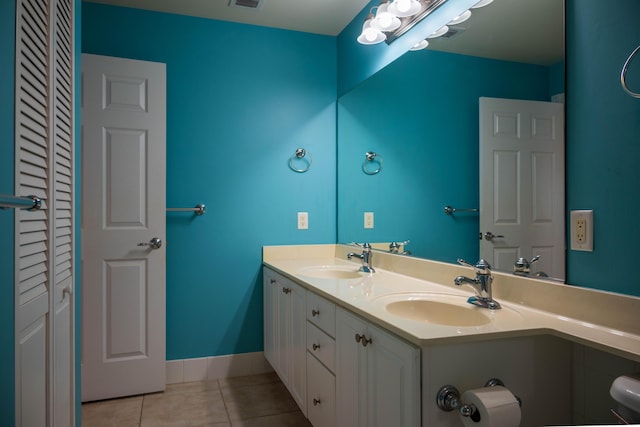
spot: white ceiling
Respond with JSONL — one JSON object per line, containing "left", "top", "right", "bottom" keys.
{"left": 84, "top": 0, "right": 371, "bottom": 36}
{"left": 85, "top": 0, "right": 563, "bottom": 65}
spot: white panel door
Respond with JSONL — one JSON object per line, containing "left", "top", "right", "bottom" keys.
{"left": 479, "top": 97, "right": 565, "bottom": 279}
{"left": 82, "top": 54, "right": 166, "bottom": 401}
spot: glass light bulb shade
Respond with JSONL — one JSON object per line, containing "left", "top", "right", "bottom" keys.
{"left": 388, "top": 0, "right": 421, "bottom": 17}
{"left": 471, "top": 0, "right": 493, "bottom": 8}
{"left": 409, "top": 39, "right": 429, "bottom": 51}
{"left": 448, "top": 9, "right": 471, "bottom": 25}
{"left": 371, "top": 3, "right": 401, "bottom": 32}
{"left": 427, "top": 25, "right": 449, "bottom": 38}
{"left": 357, "top": 19, "right": 387, "bottom": 44}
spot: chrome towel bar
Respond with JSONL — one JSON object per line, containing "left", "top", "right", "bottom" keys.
{"left": 0, "top": 194, "right": 42, "bottom": 211}
{"left": 166, "top": 204, "right": 206, "bottom": 216}
{"left": 444, "top": 205, "right": 478, "bottom": 215}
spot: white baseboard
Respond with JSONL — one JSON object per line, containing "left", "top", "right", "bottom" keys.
{"left": 165, "top": 351, "right": 274, "bottom": 384}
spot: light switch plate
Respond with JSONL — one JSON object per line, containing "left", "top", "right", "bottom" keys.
{"left": 297, "top": 212, "right": 308, "bottom": 230}
{"left": 364, "top": 212, "right": 374, "bottom": 229}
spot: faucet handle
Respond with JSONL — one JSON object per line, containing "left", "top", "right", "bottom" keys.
{"left": 353, "top": 242, "right": 371, "bottom": 250}
{"left": 457, "top": 258, "right": 492, "bottom": 274}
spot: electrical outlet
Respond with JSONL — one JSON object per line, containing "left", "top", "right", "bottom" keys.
{"left": 570, "top": 210, "right": 593, "bottom": 251}
{"left": 297, "top": 212, "right": 308, "bottom": 230}
{"left": 364, "top": 212, "right": 374, "bottom": 229}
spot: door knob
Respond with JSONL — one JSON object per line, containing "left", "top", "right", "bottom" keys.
{"left": 483, "top": 232, "right": 504, "bottom": 241}
{"left": 138, "top": 237, "right": 162, "bottom": 249}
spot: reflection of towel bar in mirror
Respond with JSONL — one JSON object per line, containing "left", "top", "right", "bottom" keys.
{"left": 444, "top": 205, "right": 478, "bottom": 215}
{"left": 621, "top": 44, "right": 640, "bottom": 98}
{"left": 166, "top": 204, "right": 206, "bottom": 215}
{"left": 0, "top": 194, "right": 42, "bottom": 211}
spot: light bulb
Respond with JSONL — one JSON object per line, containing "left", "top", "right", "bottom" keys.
{"left": 410, "top": 39, "right": 429, "bottom": 51}
{"left": 396, "top": 0, "right": 411, "bottom": 13}
{"left": 364, "top": 27, "right": 379, "bottom": 42}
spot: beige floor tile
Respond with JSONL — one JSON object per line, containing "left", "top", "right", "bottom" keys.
{"left": 140, "top": 388, "right": 229, "bottom": 427}
{"left": 218, "top": 372, "right": 280, "bottom": 390}
{"left": 163, "top": 379, "right": 221, "bottom": 395}
{"left": 230, "top": 411, "right": 312, "bottom": 427}
{"left": 82, "top": 395, "right": 143, "bottom": 427}
{"left": 222, "top": 380, "right": 300, "bottom": 420}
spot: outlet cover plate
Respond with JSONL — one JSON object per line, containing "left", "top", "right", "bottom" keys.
{"left": 570, "top": 210, "right": 593, "bottom": 251}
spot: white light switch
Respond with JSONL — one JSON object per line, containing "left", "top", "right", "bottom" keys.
{"left": 364, "top": 212, "right": 374, "bottom": 229}
{"left": 297, "top": 212, "right": 308, "bottom": 230}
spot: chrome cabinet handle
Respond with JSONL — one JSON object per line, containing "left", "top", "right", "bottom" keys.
{"left": 355, "top": 333, "right": 372, "bottom": 347}
{"left": 311, "top": 309, "right": 320, "bottom": 317}
{"left": 270, "top": 279, "right": 276, "bottom": 284}
{"left": 312, "top": 343, "right": 320, "bottom": 351}
{"left": 483, "top": 231, "right": 504, "bottom": 241}
{"left": 138, "top": 237, "right": 162, "bottom": 249}
{"left": 313, "top": 398, "right": 321, "bottom": 406}
{"left": 282, "top": 287, "right": 291, "bottom": 294}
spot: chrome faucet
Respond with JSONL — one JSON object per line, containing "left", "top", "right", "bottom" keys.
{"left": 454, "top": 258, "right": 500, "bottom": 309}
{"left": 347, "top": 243, "right": 375, "bottom": 273}
{"left": 513, "top": 255, "right": 540, "bottom": 276}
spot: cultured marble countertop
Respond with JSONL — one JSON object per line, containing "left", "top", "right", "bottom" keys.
{"left": 263, "top": 244, "right": 640, "bottom": 362}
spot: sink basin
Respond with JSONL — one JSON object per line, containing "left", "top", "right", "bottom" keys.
{"left": 298, "top": 265, "right": 363, "bottom": 280}
{"left": 374, "top": 293, "right": 518, "bottom": 327}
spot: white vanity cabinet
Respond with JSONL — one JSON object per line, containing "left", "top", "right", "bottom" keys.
{"left": 335, "top": 307, "right": 421, "bottom": 427}
{"left": 263, "top": 268, "right": 307, "bottom": 414}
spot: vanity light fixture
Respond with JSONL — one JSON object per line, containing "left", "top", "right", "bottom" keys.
{"left": 427, "top": 24, "right": 449, "bottom": 38}
{"left": 358, "top": 0, "right": 493, "bottom": 47}
{"left": 371, "top": 0, "right": 402, "bottom": 32}
{"left": 471, "top": 0, "right": 493, "bottom": 8}
{"left": 410, "top": 39, "right": 429, "bottom": 50}
{"left": 447, "top": 9, "right": 471, "bottom": 25}
{"left": 357, "top": 13, "right": 387, "bottom": 44}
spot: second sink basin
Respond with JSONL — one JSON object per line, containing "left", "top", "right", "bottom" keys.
{"left": 374, "top": 293, "right": 520, "bottom": 327}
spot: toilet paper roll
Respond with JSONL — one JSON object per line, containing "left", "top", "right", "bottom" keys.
{"left": 460, "top": 386, "right": 521, "bottom": 427}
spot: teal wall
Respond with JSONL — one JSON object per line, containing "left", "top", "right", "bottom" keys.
{"left": 82, "top": 3, "right": 337, "bottom": 359}
{"left": 0, "top": 1, "right": 15, "bottom": 423}
{"left": 338, "top": 51, "right": 552, "bottom": 263}
{"left": 566, "top": 0, "right": 640, "bottom": 296}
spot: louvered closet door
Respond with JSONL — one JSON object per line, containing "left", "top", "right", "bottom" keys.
{"left": 14, "top": 0, "right": 75, "bottom": 425}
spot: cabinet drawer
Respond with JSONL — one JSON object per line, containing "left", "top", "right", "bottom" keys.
{"left": 307, "top": 322, "right": 335, "bottom": 372}
{"left": 307, "top": 352, "right": 336, "bottom": 427}
{"left": 306, "top": 292, "right": 336, "bottom": 336}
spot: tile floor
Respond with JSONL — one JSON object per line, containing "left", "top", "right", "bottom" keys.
{"left": 82, "top": 372, "right": 313, "bottom": 427}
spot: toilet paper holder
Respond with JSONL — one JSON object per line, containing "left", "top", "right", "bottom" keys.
{"left": 436, "top": 378, "right": 522, "bottom": 419}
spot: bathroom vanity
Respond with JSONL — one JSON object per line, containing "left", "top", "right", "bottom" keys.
{"left": 263, "top": 244, "right": 640, "bottom": 427}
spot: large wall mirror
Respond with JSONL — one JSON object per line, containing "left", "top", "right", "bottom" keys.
{"left": 337, "top": 0, "right": 565, "bottom": 279}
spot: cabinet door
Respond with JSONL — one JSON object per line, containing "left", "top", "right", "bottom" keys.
{"left": 263, "top": 269, "right": 278, "bottom": 369}
{"left": 335, "top": 308, "right": 368, "bottom": 427}
{"left": 366, "top": 324, "right": 420, "bottom": 427}
{"left": 288, "top": 280, "right": 307, "bottom": 414}
{"left": 307, "top": 352, "right": 336, "bottom": 427}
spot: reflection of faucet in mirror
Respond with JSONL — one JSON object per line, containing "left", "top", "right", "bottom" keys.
{"left": 347, "top": 242, "right": 375, "bottom": 273}
{"left": 389, "top": 240, "right": 411, "bottom": 255}
{"left": 454, "top": 258, "right": 500, "bottom": 310}
{"left": 513, "top": 255, "right": 540, "bottom": 276}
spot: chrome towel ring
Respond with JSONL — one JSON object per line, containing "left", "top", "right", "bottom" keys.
{"left": 621, "top": 44, "right": 640, "bottom": 98}
{"left": 289, "top": 148, "right": 312, "bottom": 173}
{"left": 363, "top": 151, "right": 383, "bottom": 175}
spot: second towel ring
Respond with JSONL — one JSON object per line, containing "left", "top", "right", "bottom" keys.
{"left": 363, "top": 151, "right": 383, "bottom": 175}
{"left": 621, "top": 44, "right": 640, "bottom": 98}
{"left": 289, "top": 148, "right": 312, "bottom": 173}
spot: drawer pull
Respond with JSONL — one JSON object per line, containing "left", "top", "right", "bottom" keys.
{"left": 311, "top": 309, "right": 320, "bottom": 317}
{"left": 313, "top": 398, "right": 321, "bottom": 406}
{"left": 270, "top": 279, "right": 276, "bottom": 284}
{"left": 312, "top": 343, "right": 321, "bottom": 351}
{"left": 282, "top": 287, "right": 291, "bottom": 294}
{"left": 355, "top": 333, "right": 372, "bottom": 347}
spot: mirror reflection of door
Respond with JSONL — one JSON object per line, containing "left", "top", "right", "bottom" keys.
{"left": 479, "top": 97, "right": 565, "bottom": 280}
